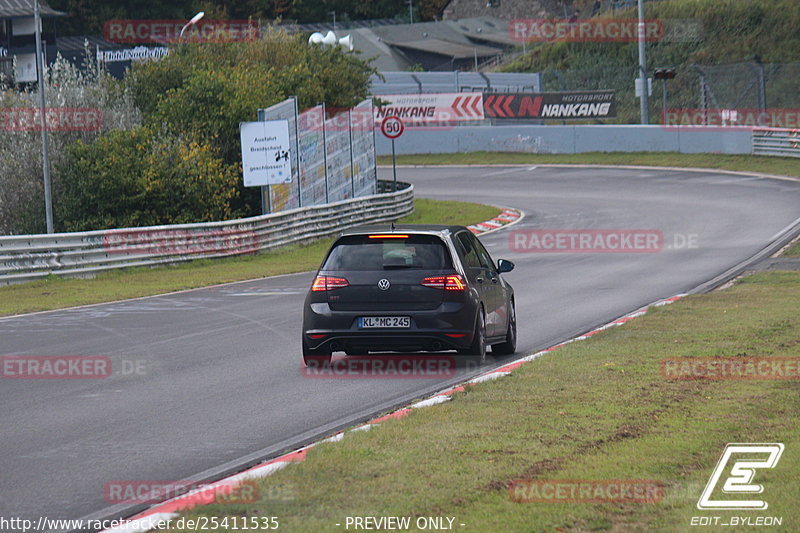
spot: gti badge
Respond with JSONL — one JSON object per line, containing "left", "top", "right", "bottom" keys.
{"left": 377, "top": 279, "right": 390, "bottom": 290}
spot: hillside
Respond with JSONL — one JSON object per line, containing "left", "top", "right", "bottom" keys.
{"left": 499, "top": 0, "right": 800, "bottom": 123}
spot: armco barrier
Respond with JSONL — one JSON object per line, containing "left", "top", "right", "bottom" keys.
{"left": 0, "top": 180, "right": 413, "bottom": 286}
{"left": 375, "top": 125, "right": 753, "bottom": 155}
{"left": 752, "top": 127, "right": 800, "bottom": 157}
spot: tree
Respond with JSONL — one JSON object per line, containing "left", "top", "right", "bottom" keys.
{"left": 125, "top": 28, "right": 376, "bottom": 216}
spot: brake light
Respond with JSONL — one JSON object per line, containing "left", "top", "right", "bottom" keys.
{"left": 311, "top": 275, "right": 349, "bottom": 291}
{"left": 368, "top": 234, "right": 409, "bottom": 239}
{"left": 421, "top": 274, "right": 467, "bottom": 291}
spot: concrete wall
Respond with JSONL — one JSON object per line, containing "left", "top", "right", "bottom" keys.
{"left": 375, "top": 125, "right": 753, "bottom": 155}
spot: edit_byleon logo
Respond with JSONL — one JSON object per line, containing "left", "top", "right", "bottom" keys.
{"left": 697, "top": 443, "right": 784, "bottom": 511}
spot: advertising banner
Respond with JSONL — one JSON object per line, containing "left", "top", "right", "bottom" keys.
{"left": 483, "top": 91, "right": 616, "bottom": 119}
{"left": 374, "top": 93, "right": 484, "bottom": 123}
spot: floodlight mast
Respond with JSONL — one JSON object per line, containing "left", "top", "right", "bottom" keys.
{"left": 180, "top": 12, "right": 205, "bottom": 38}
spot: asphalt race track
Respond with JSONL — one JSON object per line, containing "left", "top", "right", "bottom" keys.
{"left": 1, "top": 165, "right": 799, "bottom": 528}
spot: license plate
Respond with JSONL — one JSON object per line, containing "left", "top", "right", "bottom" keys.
{"left": 358, "top": 316, "right": 411, "bottom": 328}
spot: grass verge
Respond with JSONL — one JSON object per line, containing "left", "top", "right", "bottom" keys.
{"left": 173, "top": 271, "right": 800, "bottom": 532}
{"left": 0, "top": 198, "right": 499, "bottom": 317}
{"left": 377, "top": 151, "right": 800, "bottom": 179}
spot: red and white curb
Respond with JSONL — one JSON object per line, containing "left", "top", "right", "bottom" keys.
{"left": 468, "top": 207, "right": 523, "bottom": 235}
{"left": 101, "top": 292, "right": 686, "bottom": 533}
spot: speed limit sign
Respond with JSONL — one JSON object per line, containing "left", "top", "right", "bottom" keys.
{"left": 381, "top": 116, "right": 404, "bottom": 139}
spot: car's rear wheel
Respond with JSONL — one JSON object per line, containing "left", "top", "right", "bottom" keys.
{"left": 302, "top": 338, "right": 331, "bottom": 367}
{"left": 459, "top": 309, "right": 486, "bottom": 364}
{"left": 492, "top": 301, "right": 516, "bottom": 355}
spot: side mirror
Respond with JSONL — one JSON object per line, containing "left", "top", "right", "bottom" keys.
{"left": 497, "top": 259, "right": 515, "bottom": 273}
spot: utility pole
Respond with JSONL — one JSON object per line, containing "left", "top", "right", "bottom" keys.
{"left": 637, "top": 0, "right": 649, "bottom": 124}
{"left": 34, "top": 0, "right": 54, "bottom": 233}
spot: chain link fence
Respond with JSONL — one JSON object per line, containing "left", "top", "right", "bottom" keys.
{"left": 538, "top": 61, "right": 800, "bottom": 124}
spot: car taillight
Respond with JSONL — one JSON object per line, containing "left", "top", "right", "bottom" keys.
{"left": 421, "top": 274, "right": 467, "bottom": 291}
{"left": 311, "top": 275, "right": 349, "bottom": 291}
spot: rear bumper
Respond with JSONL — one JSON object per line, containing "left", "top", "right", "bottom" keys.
{"left": 303, "top": 301, "right": 476, "bottom": 352}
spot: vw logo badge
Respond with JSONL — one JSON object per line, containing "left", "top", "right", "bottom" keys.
{"left": 377, "top": 279, "right": 391, "bottom": 290}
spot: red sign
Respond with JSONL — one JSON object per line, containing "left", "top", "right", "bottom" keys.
{"left": 450, "top": 94, "right": 483, "bottom": 118}
{"left": 381, "top": 116, "right": 404, "bottom": 139}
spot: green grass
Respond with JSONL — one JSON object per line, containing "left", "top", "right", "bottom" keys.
{"left": 785, "top": 238, "right": 800, "bottom": 257}
{"left": 171, "top": 271, "right": 800, "bottom": 532}
{"left": 0, "top": 198, "right": 499, "bottom": 317}
{"left": 378, "top": 151, "right": 800, "bottom": 179}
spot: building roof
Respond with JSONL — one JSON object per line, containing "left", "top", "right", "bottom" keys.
{"left": 56, "top": 35, "right": 120, "bottom": 52}
{"left": 349, "top": 27, "right": 413, "bottom": 71}
{"left": 346, "top": 17, "right": 509, "bottom": 71}
{"left": 443, "top": 17, "right": 518, "bottom": 47}
{"left": 0, "top": 0, "right": 65, "bottom": 18}
{"left": 392, "top": 38, "right": 500, "bottom": 59}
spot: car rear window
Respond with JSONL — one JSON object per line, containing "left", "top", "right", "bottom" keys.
{"left": 322, "top": 234, "right": 454, "bottom": 271}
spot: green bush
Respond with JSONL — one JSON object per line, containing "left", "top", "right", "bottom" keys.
{"left": 57, "top": 127, "right": 239, "bottom": 231}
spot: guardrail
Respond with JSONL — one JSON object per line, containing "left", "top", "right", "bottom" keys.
{"left": 0, "top": 180, "right": 414, "bottom": 286}
{"left": 752, "top": 128, "right": 800, "bottom": 157}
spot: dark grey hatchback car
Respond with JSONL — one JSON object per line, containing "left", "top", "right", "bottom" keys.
{"left": 301, "top": 224, "right": 516, "bottom": 366}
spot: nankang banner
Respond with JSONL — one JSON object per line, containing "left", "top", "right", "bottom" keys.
{"left": 374, "top": 93, "right": 484, "bottom": 123}
{"left": 483, "top": 91, "right": 616, "bottom": 120}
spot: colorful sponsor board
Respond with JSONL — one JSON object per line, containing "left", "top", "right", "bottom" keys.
{"left": 103, "top": 19, "right": 259, "bottom": 44}
{"left": 374, "top": 93, "right": 484, "bottom": 124}
{"left": 484, "top": 91, "right": 616, "bottom": 119}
